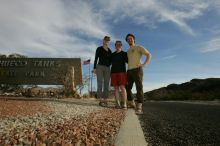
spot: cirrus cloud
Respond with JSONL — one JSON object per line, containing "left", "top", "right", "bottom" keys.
{"left": 0, "top": 0, "right": 218, "bottom": 58}
{"left": 201, "top": 37, "right": 220, "bottom": 53}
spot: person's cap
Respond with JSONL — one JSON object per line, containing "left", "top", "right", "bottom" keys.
{"left": 103, "top": 36, "right": 110, "bottom": 41}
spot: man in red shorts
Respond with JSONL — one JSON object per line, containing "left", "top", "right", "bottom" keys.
{"left": 111, "top": 40, "right": 128, "bottom": 109}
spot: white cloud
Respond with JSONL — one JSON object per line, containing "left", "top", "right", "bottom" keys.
{"left": 0, "top": 0, "right": 111, "bottom": 58}
{"left": 201, "top": 37, "right": 220, "bottom": 53}
{"left": 152, "top": 54, "right": 177, "bottom": 63}
{"left": 0, "top": 0, "right": 218, "bottom": 59}
{"left": 161, "top": 55, "right": 177, "bottom": 60}
{"left": 94, "top": 0, "right": 209, "bottom": 35}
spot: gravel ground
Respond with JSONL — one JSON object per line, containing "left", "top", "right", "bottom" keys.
{"left": 139, "top": 101, "right": 220, "bottom": 146}
{"left": 0, "top": 99, "right": 125, "bottom": 146}
{"left": 0, "top": 100, "right": 52, "bottom": 118}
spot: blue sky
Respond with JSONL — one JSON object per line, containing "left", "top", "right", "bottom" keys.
{"left": 1, "top": 0, "right": 220, "bottom": 92}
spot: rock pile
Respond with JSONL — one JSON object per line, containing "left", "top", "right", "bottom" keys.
{"left": 0, "top": 100, "right": 125, "bottom": 146}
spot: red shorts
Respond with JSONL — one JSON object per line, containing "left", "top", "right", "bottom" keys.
{"left": 111, "top": 72, "right": 127, "bottom": 86}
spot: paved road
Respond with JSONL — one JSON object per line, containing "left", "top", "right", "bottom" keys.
{"left": 139, "top": 101, "right": 220, "bottom": 146}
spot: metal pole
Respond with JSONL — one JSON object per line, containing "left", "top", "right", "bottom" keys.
{"left": 91, "top": 71, "right": 93, "bottom": 96}
{"left": 88, "top": 59, "right": 90, "bottom": 95}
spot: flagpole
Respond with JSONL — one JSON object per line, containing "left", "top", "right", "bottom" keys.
{"left": 88, "top": 58, "right": 91, "bottom": 95}
{"left": 91, "top": 64, "right": 93, "bottom": 96}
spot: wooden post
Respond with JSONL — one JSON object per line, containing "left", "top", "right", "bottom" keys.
{"left": 64, "top": 67, "right": 75, "bottom": 97}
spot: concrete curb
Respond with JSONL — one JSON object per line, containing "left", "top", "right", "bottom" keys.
{"left": 115, "top": 109, "right": 148, "bottom": 146}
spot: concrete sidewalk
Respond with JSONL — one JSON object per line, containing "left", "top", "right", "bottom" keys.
{"left": 115, "top": 109, "right": 148, "bottom": 146}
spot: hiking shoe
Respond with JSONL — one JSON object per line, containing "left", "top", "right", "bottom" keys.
{"left": 99, "top": 101, "right": 105, "bottom": 107}
{"left": 136, "top": 103, "right": 143, "bottom": 115}
{"left": 135, "top": 109, "right": 143, "bottom": 115}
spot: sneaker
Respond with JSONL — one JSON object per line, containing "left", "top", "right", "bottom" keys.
{"left": 99, "top": 101, "right": 105, "bottom": 107}
{"left": 99, "top": 99, "right": 108, "bottom": 107}
{"left": 103, "top": 100, "right": 108, "bottom": 107}
{"left": 135, "top": 109, "right": 143, "bottom": 115}
{"left": 135, "top": 103, "right": 143, "bottom": 115}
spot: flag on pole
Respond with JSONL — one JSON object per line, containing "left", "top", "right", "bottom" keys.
{"left": 83, "top": 59, "right": 91, "bottom": 65}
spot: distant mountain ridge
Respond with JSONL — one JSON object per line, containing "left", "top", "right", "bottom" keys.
{"left": 144, "top": 78, "right": 220, "bottom": 100}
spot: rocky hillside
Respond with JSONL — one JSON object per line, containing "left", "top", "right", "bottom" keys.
{"left": 145, "top": 78, "right": 220, "bottom": 100}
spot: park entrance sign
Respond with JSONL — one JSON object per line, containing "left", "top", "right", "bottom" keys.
{"left": 0, "top": 58, "right": 83, "bottom": 95}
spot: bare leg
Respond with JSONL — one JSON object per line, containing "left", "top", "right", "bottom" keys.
{"left": 120, "top": 85, "right": 127, "bottom": 108}
{"left": 114, "top": 86, "right": 121, "bottom": 107}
